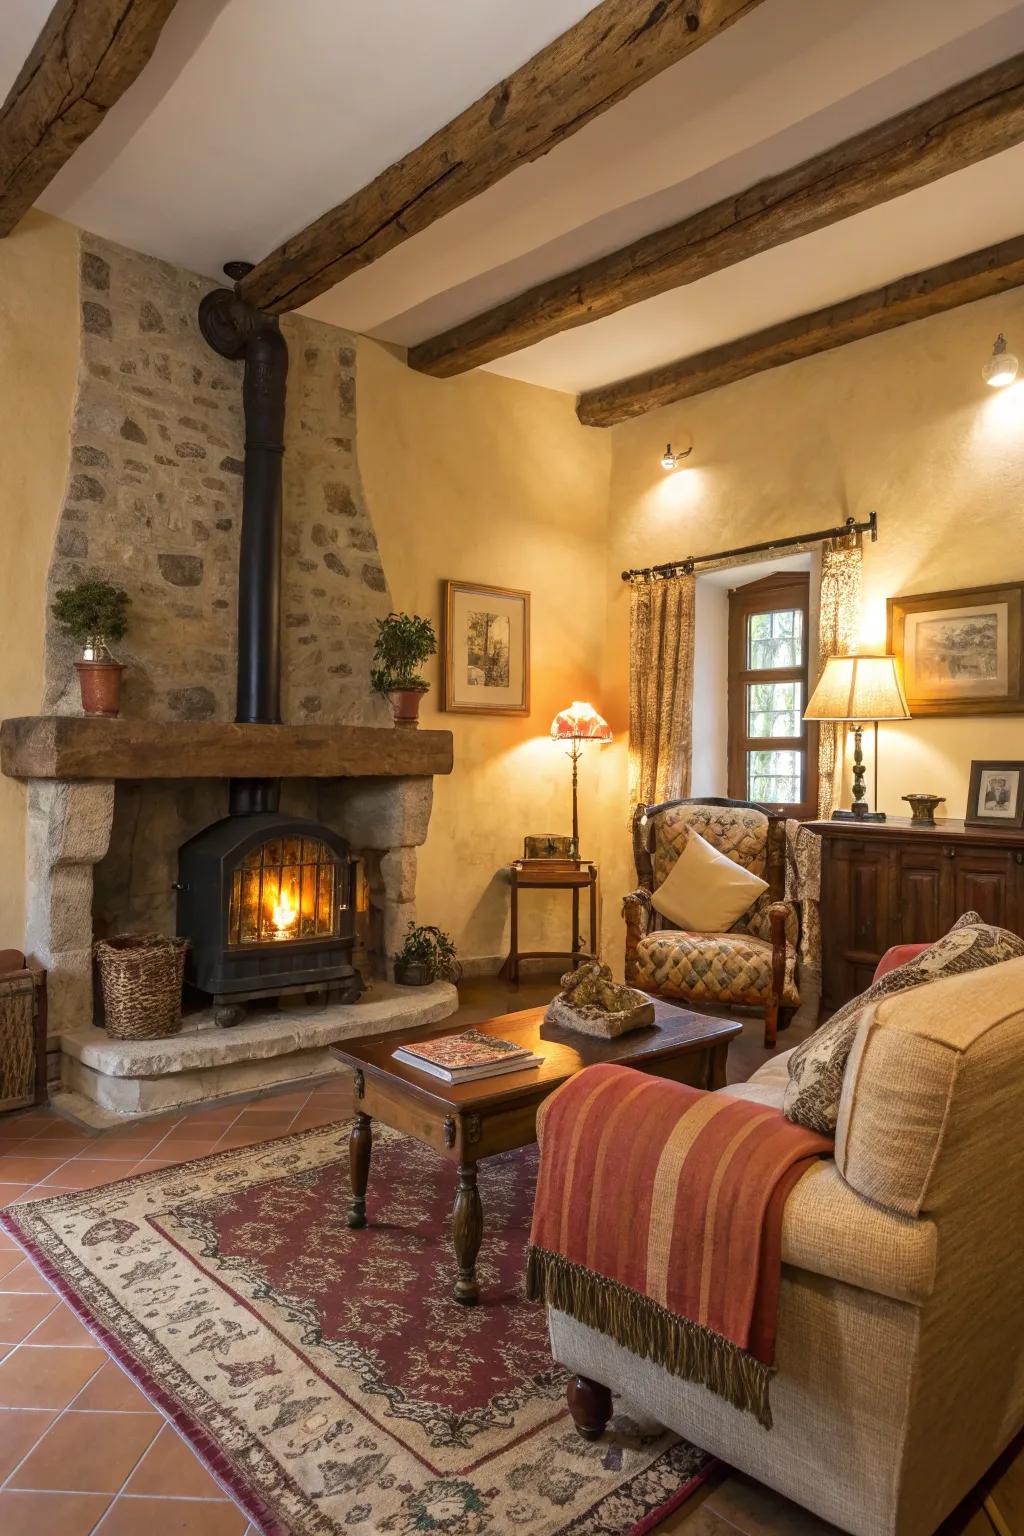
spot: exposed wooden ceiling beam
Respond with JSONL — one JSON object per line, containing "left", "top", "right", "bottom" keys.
{"left": 576, "top": 235, "right": 1024, "bottom": 425}
{"left": 0, "top": 0, "right": 180, "bottom": 238}
{"left": 238, "top": 0, "right": 767, "bottom": 314}
{"left": 409, "top": 52, "right": 1024, "bottom": 378}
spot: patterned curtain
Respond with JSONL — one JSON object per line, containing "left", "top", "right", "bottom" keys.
{"left": 628, "top": 573, "right": 696, "bottom": 809}
{"left": 816, "top": 533, "right": 863, "bottom": 818}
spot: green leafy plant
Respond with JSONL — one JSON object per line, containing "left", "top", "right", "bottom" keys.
{"left": 370, "top": 611, "right": 437, "bottom": 694}
{"left": 394, "top": 923, "right": 462, "bottom": 983}
{"left": 51, "top": 578, "right": 131, "bottom": 657}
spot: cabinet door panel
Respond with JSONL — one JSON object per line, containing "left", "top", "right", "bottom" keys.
{"left": 952, "top": 851, "right": 1016, "bottom": 929}
{"left": 897, "top": 848, "right": 947, "bottom": 943}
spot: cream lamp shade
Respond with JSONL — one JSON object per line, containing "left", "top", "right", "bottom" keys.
{"left": 804, "top": 655, "right": 909, "bottom": 822}
{"left": 804, "top": 655, "right": 910, "bottom": 723}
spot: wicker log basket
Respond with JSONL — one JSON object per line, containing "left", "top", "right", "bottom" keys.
{"left": 94, "top": 934, "right": 188, "bottom": 1041}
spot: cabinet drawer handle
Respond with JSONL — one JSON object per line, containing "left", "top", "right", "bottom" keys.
{"left": 943, "top": 847, "right": 956, "bottom": 859}
{"left": 1017, "top": 853, "right": 1024, "bottom": 865}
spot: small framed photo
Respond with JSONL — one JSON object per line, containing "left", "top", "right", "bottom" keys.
{"left": 443, "top": 580, "right": 530, "bottom": 715}
{"left": 966, "top": 760, "right": 1024, "bottom": 828}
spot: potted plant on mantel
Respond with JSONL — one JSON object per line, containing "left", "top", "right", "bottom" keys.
{"left": 370, "top": 611, "right": 437, "bottom": 728}
{"left": 51, "top": 578, "right": 131, "bottom": 717}
{"left": 393, "top": 923, "right": 462, "bottom": 986}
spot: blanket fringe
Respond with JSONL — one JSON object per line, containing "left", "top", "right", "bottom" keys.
{"left": 527, "top": 1245, "right": 774, "bottom": 1430}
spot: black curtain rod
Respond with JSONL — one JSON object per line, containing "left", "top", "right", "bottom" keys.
{"left": 620, "top": 511, "right": 878, "bottom": 583}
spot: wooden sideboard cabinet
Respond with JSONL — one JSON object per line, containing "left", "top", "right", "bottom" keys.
{"left": 812, "top": 818, "right": 1024, "bottom": 1011}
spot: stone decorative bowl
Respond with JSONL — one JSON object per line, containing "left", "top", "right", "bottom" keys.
{"left": 545, "top": 989, "right": 656, "bottom": 1040}
{"left": 902, "top": 793, "right": 945, "bottom": 825}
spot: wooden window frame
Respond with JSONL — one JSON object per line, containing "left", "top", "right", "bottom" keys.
{"left": 727, "top": 572, "right": 818, "bottom": 819}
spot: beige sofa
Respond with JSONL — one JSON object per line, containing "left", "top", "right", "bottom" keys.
{"left": 547, "top": 958, "right": 1024, "bottom": 1536}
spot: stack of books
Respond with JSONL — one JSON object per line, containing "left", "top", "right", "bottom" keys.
{"left": 392, "top": 1028, "right": 542, "bottom": 1083}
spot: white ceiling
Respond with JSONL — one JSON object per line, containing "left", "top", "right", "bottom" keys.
{"left": 7, "top": 0, "right": 1024, "bottom": 399}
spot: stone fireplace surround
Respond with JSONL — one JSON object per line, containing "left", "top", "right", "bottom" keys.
{"left": 2, "top": 716, "right": 456, "bottom": 1122}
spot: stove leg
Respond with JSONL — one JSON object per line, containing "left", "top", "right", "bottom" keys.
{"left": 214, "top": 1004, "right": 245, "bottom": 1029}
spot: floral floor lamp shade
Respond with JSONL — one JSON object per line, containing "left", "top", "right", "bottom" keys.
{"left": 550, "top": 702, "right": 613, "bottom": 859}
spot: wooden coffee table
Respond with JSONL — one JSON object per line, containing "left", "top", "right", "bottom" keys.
{"left": 332, "top": 999, "right": 740, "bottom": 1306}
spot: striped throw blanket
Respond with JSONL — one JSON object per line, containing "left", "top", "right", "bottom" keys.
{"left": 526, "top": 1064, "right": 833, "bottom": 1427}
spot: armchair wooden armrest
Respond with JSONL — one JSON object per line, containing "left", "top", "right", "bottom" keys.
{"left": 622, "top": 888, "right": 653, "bottom": 984}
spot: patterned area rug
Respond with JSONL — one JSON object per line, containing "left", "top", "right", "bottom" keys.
{"left": 2, "top": 1124, "right": 710, "bottom": 1535}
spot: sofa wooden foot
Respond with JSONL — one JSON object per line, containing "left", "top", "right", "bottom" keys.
{"left": 567, "top": 1374, "right": 612, "bottom": 1440}
{"left": 763, "top": 1002, "right": 778, "bottom": 1050}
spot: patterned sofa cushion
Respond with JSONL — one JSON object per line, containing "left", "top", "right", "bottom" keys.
{"left": 784, "top": 912, "right": 1024, "bottom": 1136}
{"left": 632, "top": 928, "right": 799, "bottom": 1008}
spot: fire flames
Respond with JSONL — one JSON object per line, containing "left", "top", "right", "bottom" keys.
{"left": 270, "top": 888, "right": 299, "bottom": 939}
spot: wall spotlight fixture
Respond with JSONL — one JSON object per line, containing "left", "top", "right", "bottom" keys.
{"left": 982, "top": 333, "right": 1019, "bottom": 389}
{"left": 660, "top": 442, "right": 692, "bottom": 470}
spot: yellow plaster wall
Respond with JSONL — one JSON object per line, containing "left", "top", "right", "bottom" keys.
{"left": 357, "top": 340, "right": 612, "bottom": 967}
{"left": 598, "top": 288, "right": 1024, "bottom": 965}
{"left": 0, "top": 213, "right": 79, "bottom": 950}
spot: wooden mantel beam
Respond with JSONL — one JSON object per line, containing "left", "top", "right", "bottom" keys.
{"left": 238, "top": 0, "right": 767, "bottom": 314}
{"left": 409, "top": 52, "right": 1024, "bottom": 377}
{"left": 577, "top": 235, "right": 1024, "bottom": 424}
{"left": 0, "top": 0, "right": 180, "bottom": 238}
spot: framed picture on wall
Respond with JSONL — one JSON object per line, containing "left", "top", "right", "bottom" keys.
{"left": 966, "top": 760, "right": 1024, "bottom": 828}
{"left": 443, "top": 581, "right": 530, "bottom": 715}
{"left": 887, "top": 583, "right": 1024, "bottom": 716}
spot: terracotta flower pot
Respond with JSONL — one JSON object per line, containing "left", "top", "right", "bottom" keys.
{"left": 387, "top": 687, "right": 427, "bottom": 728}
{"left": 75, "top": 660, "right": 124, "bottom": 717}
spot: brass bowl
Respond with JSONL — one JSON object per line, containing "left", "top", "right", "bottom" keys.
{"left": 902, "top": 794, "right": 944, "bottom": 825}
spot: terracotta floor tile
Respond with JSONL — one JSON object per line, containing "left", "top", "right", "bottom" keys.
{"left": 0, "top": 1257, "right": 54, "bottom": 1294}
{"left": 0, "top": 1140, "right": 31, "bottom": 1160}
{"left": 0, "top": 1185, "right": 33, "bottom": 1205}
{"left": 0, "top": 1249, "right": 27, "bottom": 1282}
{"left": 72, "top": 1359, "right": 152, "bottom": 1412}
{"left": 0, "top": 1155, "right": 74, "bottom": 1183}
{"left": 24, "top": 1302, "right": 95, "bottom": 1347}
{"left": 128, "top": 1159, "right": 185, "bottom": 1175}
{"left": 40, "top": 1159, "right": 137, "bottom": 1190}
{"left": 30, "top": 1124, "right": 96, "bottom": 1145}
{"left": 0, "top": 1489, "right": 112, "bottom": 1535}
{"left": 96, "top": 1495, "right": 248, "bottom": 1535}
{"left": 11, "top": 1407, "right": 162, "bottom": 1492}
{"left": 0, "top": 1228, "right": 24, "bottom": 1251}
{"left": 0, "top": 1407, "right": 57, "bottom": 1480}
{"left": 126, "top": 1424, "right": 226, "bottom": 1499}
{"left": 211, "top": 1132, "right": 267, "bottom": 1150}
{"left": 0, "top": 1292, "right": 57, "bottom": 1344}
{"left": 85, "top": 1138, "right": 167, "bottom": 1161}
{"left": 20, "top": 1137, "right": 94, "bottom": 1161}
{"left": 146, "top": 1142, "right": 221, "bottom": 1164}
{"left": 0, "top": 1344, "right": 102, "bottom": 1407}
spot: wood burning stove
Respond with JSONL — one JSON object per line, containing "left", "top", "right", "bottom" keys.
{"left": 177, "top": 813, "right": 360, "bottom": 1023}
{"left": 175, "top": 264, "right": 363, "bottom": 1023}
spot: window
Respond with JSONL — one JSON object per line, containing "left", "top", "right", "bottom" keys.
{"left": 727, "top": 572, "right": 817, "bottom": 817}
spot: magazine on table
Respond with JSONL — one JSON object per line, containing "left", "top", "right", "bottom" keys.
{"left": 393, "top": 1028, "right": 542, "bottom": 1083}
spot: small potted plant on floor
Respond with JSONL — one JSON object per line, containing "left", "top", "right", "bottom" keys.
{"left": 51, "top": 577, "right": 132, "bottom": 717}
{"left": 371, "top": 611, "right": 437, "bottom": 727}
{"left": 394, "top": 923, "right": 462, "bottom": 986}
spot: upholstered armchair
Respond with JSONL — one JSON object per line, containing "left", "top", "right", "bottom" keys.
{"left": 623, "top": 797, "right": 799, "bottom": 1048}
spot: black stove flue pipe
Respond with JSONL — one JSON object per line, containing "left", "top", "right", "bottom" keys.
{"left": 199, "top": 261, "right": 289, "bottom": 816}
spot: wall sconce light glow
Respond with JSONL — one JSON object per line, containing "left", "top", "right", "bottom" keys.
{"left": 982, "top": 333, "right": 1019, "bottom": 389}
{"left": 660, "top": 442, "right": 692, "bottom": 471}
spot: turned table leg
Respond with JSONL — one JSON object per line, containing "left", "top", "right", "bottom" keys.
{"left": 452, "top": 1161, "right": 483, "bottom": 1305}
{"left": 347, "top": 1113, "right": 372, "bottom": 1228}
{"left": 567, "top": 1375, "right": 612, "bottom": 1440}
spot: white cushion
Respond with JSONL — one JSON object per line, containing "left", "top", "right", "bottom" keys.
{"left": 650, "top": 828, "right": 768, "bottom": 933}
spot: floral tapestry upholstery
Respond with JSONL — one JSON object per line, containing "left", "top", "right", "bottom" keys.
{"left": 652, "top": 804, "right": 770, "bottom": 888}
{"left": 632, "top": 804, "right": 801, "bottom": 1010}
{"left": 632, "top": 928, "right": 799, "bottom": 1007}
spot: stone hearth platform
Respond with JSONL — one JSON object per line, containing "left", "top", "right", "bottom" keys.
{"left": 59, "top": 980, "right": 458, "bottom": 1121}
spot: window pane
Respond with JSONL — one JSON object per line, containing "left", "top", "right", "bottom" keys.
{"left": 747, "top": 749, "right": 802, "bottom": 805}
{"left": 746, "top": 608, "right": 803, "bottom": 669}
{"left": 747, "top": 680, "right": 803, "bottom": 738}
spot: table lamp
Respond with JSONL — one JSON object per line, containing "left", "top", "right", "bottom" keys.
{"left": 550, "top": 701, "right": 612, "bottom": 858}
{"left": 804, "top": 655, "right": 910, "bottom": 821}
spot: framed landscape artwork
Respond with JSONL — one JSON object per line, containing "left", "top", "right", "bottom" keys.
{"left": 887, "top": 583, "right": 1024, "bottom": 716}
{"left": 443, "top": 581, "right": 530, "bottom": 715}
{"left": 966, "top": 760, "right": 1024, "bottom": 829}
